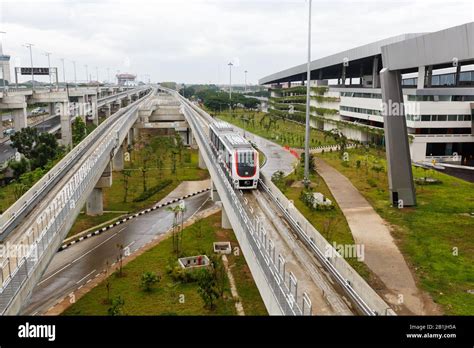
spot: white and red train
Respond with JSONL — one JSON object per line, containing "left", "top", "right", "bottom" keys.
{"left": 209, "top": 121, "right": 259, "bottom": 190}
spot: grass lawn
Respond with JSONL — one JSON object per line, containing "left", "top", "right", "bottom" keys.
{"left": 68, "top": 140, "right": 209, "bottom": 238}
{"left": 63, "top": 212, "right": 268, "bottom": 316}
{"left": 316, "top": 146, "right": 474, "bottom": 315}
{"left": 216, "top": 109, "right": 336, "bottom": 148}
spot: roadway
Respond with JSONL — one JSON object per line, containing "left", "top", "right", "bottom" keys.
{"left": 21, "top": 192, "right": 212, "bottom": 315}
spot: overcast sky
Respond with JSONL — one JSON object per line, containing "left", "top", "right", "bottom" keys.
{"left": 0, "top": 0, "right": 473, "bottom": 85}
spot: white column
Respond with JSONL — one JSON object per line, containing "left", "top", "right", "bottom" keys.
{"left": 417, "top": 66, "right": 425, "bottom": 89}
{"left": 198, "top": 149, "right": 206, "bottom": 169}
{"left": 221, "top": 205, "right": 231, "bottom": 230}
{"left": 12, "top": 107, "right": 28, "bottom": 131}
{"left": 113, "top": 145, "right": 124, "bottom": 171}
{"left": 91, "top": 94, "right": 98, "bottom": 125}
{"left": 60, "top": 101, "right": 72, "bottom": 148}
{"left": 86, "top": 188, "right": 103, "bottom": 216}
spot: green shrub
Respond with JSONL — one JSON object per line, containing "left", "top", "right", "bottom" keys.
{"left": 367, "top": 178, "right": 377, "bottom": 188}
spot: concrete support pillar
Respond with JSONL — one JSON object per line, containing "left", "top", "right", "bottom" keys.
{"left": 221, "top": 205, "right": 231, "bottom": 230}
{"left": 12, "top": 107, "right": 28, "bottom": 131}
{"left": 372, "top": 56, "right": 380, "bottom": 88}
{"left": 113, "top": 145, "right": 124, "bottom": 171}
{"left": 132, "top": 127, "right": 140, "bottom": 141}
{"left": 105, "top": 104, "right": 112, "bottom": 118}
{"left": 60, "top": 102, "right": 73, "bottom": 148}
{"left": 198, "top": 149, "right": 207, "bottom": 169}
{"left": 380, "top": 68, "right": 416, "bottom": 207}
{"left": 210, "top": 180, "right": 220, "bottom": 202}
{"left": 48, "top": 102, "right": 56, "bottom": 117}
{"left": 417, "top": 66, "right": 425, "bottom": 89}
{"left": 127, "top": 129, "right": 133, "bottom": 146}
{"left": 91, "top": 95, "right": 98, "bottom": 125}
{"left": 86, "top": 188, "right": 103, "bottom": 216}
{"left": 0, "top": 115, "right": 4, "bottom": 139}
{"left": 87, "top": 161, "right": 113, "bottom": 216}
{"left": 77, "top": 96, "right": 86, "bottom": 122}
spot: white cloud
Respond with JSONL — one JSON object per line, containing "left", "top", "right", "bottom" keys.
{"left": 0, "top": 0, "right": 472, "bottom": 84}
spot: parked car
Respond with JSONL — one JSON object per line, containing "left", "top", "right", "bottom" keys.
{"left": 3, "top": 128, "right": 15, "bottom": 136}
{"left": 31, "top": 107, "right": 47, "bottom": 115}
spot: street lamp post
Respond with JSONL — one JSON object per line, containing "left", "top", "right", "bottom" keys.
{"left": 44, "top": 52, "right": 52, "bottom": 89}
{"left": 244, "top": 70, "right": 248, "bottom": 93}
{"left": 304, "top": 0, "right": 313, "bottom": 185}
{"left": 72, "top": 60, "right": 77, "bottom": 87}
{"left": 0, "top": 31, "right": 5, "bottom": 90}
{"left": 24, "top": 43, "right": 34, "bottom": 91}
{"left": 96, "top": 66, "right": 99, "bottom": 83}
{"left": 107, "top": 67, "right": 110, "bottom": 84}
{"left": 85, "top": 64, "right": 89, "bottom": 84}
{"left": 60, "top": 58, "right": 66, "bottom": 85}
{"left": 228, "top": 62, "right": 233, "bottom": 110}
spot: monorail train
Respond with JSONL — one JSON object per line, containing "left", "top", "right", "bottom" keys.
{"left": 209, "top": 121, "right": 259, "bottom": 189}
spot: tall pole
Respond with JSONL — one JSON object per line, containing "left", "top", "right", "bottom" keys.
{"left": 244, "top": 70, "right": 248, "bottom": 93}
{"left": 0, "top": 31, "right": 5, "bottom": 90}
{"left": 60, "top": 58, "right": 66, "bottom": 85}
{"left": 304, "top": 0, "right": 312, "bottom": 184}
{"left": 228, "top": 62, "right": 233, "bottom": 103}
{"left": 72, "top": 60, "right": 77, "bottom": 87}
{"left": 85, "top": 64, "right": 89, "bottom": 84}
{"left": 107, "top": 67, "right": 110, "bottom": 84}
{"left": 96, "top": 66, "right": 99, "bottom": 83}
{"left": 44, "top": 52, "right": 52, "bottom": 89}
{"left": 24, "top": 43, "right": 34, "bottom": 91}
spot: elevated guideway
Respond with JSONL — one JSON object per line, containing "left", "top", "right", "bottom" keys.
{"left": 161, "top": 87, "right": 395, "bottom": 316}
{"left": 0, "top": 87, "right": 155, "bottom": 314}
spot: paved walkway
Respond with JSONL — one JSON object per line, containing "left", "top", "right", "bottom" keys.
{"left": 315, "top": 157, "right": 428, "bottom": 314}
{"left": 219, "top": 121, "right": 297, "bottom": 177}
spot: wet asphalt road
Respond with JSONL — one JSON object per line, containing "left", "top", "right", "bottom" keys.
{"left": 21, "top": 192, "right": 212, "bottom": 315}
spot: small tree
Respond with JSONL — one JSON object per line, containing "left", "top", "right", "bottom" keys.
{"left": 211, "top": 255, "right": 227, "bottom": 298}
{"left": 197, "top": 269, "right": 219, "bottom": 310}
{"left": 121, "top": 169, "right": 132, "bottom": 203}
{"left": 140, "top": 271, "right": 161, "bottom": 292}
{"left": 116, "top": 243, "right": 124, "bottom": 277}
{"left": 108, "top": 295, "right": 125, "bottom": 316}
{"left": 167, "top": 204, "right": 186, "bottom": 255}
{"left": 72, "top": 117, "right": 87, "bottom": 145}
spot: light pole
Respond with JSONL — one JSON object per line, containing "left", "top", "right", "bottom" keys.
{"left": 72, "top": 60, "right": 77, "bottom": 87}
{"left": 96, "top": 66, "right": 99, "bottom": 83}
{"left": 107, "top": 67, "right": 110, "bottom": 84}
{"left": 244, "top": 70, "right": 248, "bottom": 93}
{"left": 228, "top": 62, "right": 233, "bottom": 109}
{"left": 0, "top": 31, "right": 5, "bottom": 90}
{"left": 24, "top": 43, "right": 34, "bottom": 91}
{"left": 44, "top": 52, "right": 52, "bottom": 89}
{"left": 85, "top": 64, "right": 89, "bottom": 84}
{"left": 60, "top": 58, "right": 66, "bottom": 85}
{"left": 303, "top": 0, "right": 312, "bottom": 185}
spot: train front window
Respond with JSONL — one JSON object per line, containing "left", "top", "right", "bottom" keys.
{"left": 236, "top": 151, "right": 256, "bottom": 177}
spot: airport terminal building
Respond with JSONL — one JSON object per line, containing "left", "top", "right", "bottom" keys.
{"left": 260, "top": 23, "right": 474, "bottom": 165}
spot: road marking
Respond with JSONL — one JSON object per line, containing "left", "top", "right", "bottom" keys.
{"left": 72, "top": 231, "right": 120, "bottom": 264}
{"left": 38, "top": 262, "right": 72, "bottom": 285}
{"left": 76, "top": 269, "right": 96, "bottom": 285}
{"left": 124, "top": 240, "right": 135, "bottom": 250}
